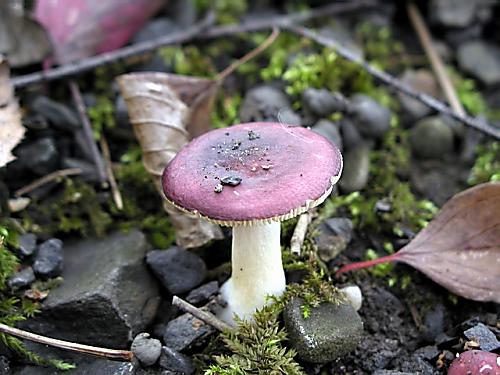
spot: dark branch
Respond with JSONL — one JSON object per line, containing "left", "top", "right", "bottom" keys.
{"left": 286, "top": 25, "right": 500, "bottom": 140}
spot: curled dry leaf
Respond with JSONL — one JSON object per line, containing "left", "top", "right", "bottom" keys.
{"left": 34, "top": 0, "right": 164, "bottom": 64}
{"left": 338, "top": 182, "right": 500, "bottom": 303}
{"left": 117, "top": 73, "right": 223, "bottom": 248}
{"left": 0, "top": 58, "right": 25, "bottom": 168}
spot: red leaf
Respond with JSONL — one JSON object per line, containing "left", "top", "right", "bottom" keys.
{"left": 337, "top": 182, "right": 500, "bottom": 303}
{"left": 34, "top": 0, "right": 164, "bottom": 64}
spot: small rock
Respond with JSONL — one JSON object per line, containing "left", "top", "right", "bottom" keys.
{"left": 340, "top": 118, "right": 363, "bottom": 150}
{"left": 163, "top": 313, "right": 215, "bottom": 352}
{"left": 132, "top": 18, "right": 180, "bottom": 44}
{"left": 414, "top": 345, "right": 440, "bottom": 360}
{"left": 398, "top": 69, "right": 439, "bottom": 119}
{"left": 410, "top": 116, "right": 454, "bottom": 159}
{"left": 457, "top": 41, "right": 500, "bottom": 86}
{"left": 312, "top": 119, "right": 343, "bottom": 151}
{"left": 349, "top": 94, "right": 391, "bottom": 139}
{"left": 302, "top": 89, "right": 347, "bottom": 117}
{"left": 464, "top": 323, "right": 500, "bottom": 351}
{"left": 240, "top": 85, "right": 299, "bottom": 124}
{"left": 146, "top": 247, "right": 207, "bottom": 295}
{"left": 284, "top": 297, "right": 363, "bottom": 363}
{"left": 17, "top": 233, "right": 37, "bottom": 258}
{"left": 15, "top": 137, "right": 59, "bottom": 176}
{"left": 340, "top": 285, "right": 362, "bottom": 311}
{"left": 315, "top": 218, "right": 353, "bottom": 262}
{"left": 8, "top": 267, "right": 36, "bottom": 290}
{"left": 33, "top": 238, "right": 63, "bottom": 279}
{"left": 186, "top": 281, "right": 219, "bottom": 305}
{"left": 430, "top": 0, "right": 477, "bottom": 27}
{"left": 30, "top": 96, "right": 80, "bottom": 131}
{"left": 339, "top": 143, "right": 370, "bottom": 193}
{"left": 159, "top": 346, "right": 195, "bottom": 374}
{"left": 131, "top": 333, "right": 162, "bottom": 366}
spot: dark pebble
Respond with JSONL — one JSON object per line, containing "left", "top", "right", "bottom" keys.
{"left": 8, "top": 267, "right": 35, "bottom": 290}
{"left": 464, "top": 323, "right": 500, "bottom": 351}
{"left": 15, "top": 137, "right": 59, "bottom": 176}
{"left": 159, "top": 346, "right": 195, "bottom": 374}
{"left": 33, "top": 238, "right": 64, "bottom": 279}
{"left": 163, "top": 313, "right": 215, "bottom": 352}
{"left": 131, "top": 333, "right": 162, "bottom": 366}
{"left": 17, "top": 233, "right": 37, "bottom": 258}
{"left": 30, "top": 96, "right": 80, "bottom": 131}
{"left": 186, "top": 281, "right": 219, "bottom": 305}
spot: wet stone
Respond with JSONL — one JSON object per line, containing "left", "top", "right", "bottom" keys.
{"left": 457, "top": 41, "right": 500, "bottom": 86}
{"left": 312, "top": 119, "right": 343, "bottom": 151}
{"left": 17, "top": 233, "right": 37, "bottom": 258}
{"left": 338, "top": 143, "right": 370, "bottom": 193}
{"left": 284, "top": 297, "right": 363, "bottom": 363}
{"left": 410, "top": 116, "right": 454, "bottom": 159}
{"left": 33, "top": 238, "right": 63, "bottom": 279}
{"left": 15, "top": 137, "right": 59, "bottom": 176}
{"left": 464, "top": 323, "right": 500, "bottom": 351}
{"left": 302, "top": 88, "right": 347, "bottom": 117}
{"left": 30, "top": 96, "right": 80, "bottom": 131}
{"left": 163, "top": 313, "right": 215, "bottom": 352}
{"left": 146, "top": 247, "right": 207, "bottom": 295}
{"left": 350, "top": 94, "right": 391, "bottom": 140}
{"left": 131, "top": 333, "right": 162, "bottom": 366}
{"left": 315, "top": 218, "right": 353, "bottom": 262}
{"left": 159, "top": 346, "right": 195, "bottom": 374}
{"left": 186, "top": 281, "right": 219, "bottom": 305}
{"left": 8, "top": 267, "right": 35, "bottom": 290}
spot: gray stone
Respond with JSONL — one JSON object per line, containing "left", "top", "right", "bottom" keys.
{"left": 159, "top": 346, "right": 195, "bottom": 374}
{"left": 132, "top": 18, "right": 180, "bottom": 44}
{"left": 410, "top": 116, "right": 454, "bottom": 159}
{"left": 15, "top": 137, "right": 59, "bottom": 176}
{"left": 30, "top": 96, "right": 80, "bottom": 131}
{"left": 398, "top": 69, "right": 439, "bottom": 119}
{"left": 186, "top": 281, "right": 219, "bottom": 305}
{"left": 240, "top": 85, "right": 299, "bottom": 124}
{"left": 131, "top": 333, "right": 162, "bottom": 366}
{"left": 312, "top": 119, "right": 343, "bottom": 151}
{"left": 302, "top": 89, "right": 347, "bottom": 117}
{"left": 33, "top": 238, "right": 63, "bottom": 279}
{"left": 8, "top": 267, "right": 35, "bottom": 290}
{"left": 146, "top": 247, "right": 207, "bottom": 295}
{"left": 339, "top": 143, "right": 370, "bottom": 193}
{"left": 340, "top": 119, "right": 363, "bottom": 150}
{"left": 23, "top": 230, "right": 159, "bottom": 348}
{"left": 18, "top": 233, "right": 37, "bottom": 257}
{"left": 464, "top": 323, "right": 500, "bottom": 351}
{"left": 315, "top": 218, "right": 353, "bottom": 262}
{"left": 13, "top": 359, "right": 135, "bottom": 375}
{"left": 284, "top": 297, "right": 363, "bottom": 363}
{"left": 457, "top": 41, "right": 500, "bottom": 86}
{"left": 350, "top": 94, "right": 391, "bottom": 140}
{"left": 164, "top": 312, "right": 215, "bottom": 352}
{"left": 431, "top": 0, "right": 476, "bottom": 27}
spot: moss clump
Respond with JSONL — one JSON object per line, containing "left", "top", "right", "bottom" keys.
{"left": 196, "top": 0, "right": 248, "bottom": 25}
{"left": 159, "top": 46, "right": 216, "bottom": 77}
{"left": 468, "top": 142, "right": 500, "bottom": 185}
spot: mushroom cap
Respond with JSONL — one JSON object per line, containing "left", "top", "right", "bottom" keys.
{"left": 162, "top": 122, "right": 342, "bottom": 226}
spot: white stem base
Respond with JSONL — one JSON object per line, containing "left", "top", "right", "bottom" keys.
{"left": 217, "top": 221, "right": 286, "bottom": 325}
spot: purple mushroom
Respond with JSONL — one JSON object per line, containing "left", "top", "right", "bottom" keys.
{"left": 162, "top": 122, "right": 342, "bottom": 324}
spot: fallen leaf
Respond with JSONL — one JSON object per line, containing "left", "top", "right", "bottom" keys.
{"left": 117, "top": 73, "right": 223, "bottom": 248}
{"left": 0, "top": 58, "right": 25, "bottom": 167}
{"left": 34, "top": 0, "right": 165, "bottom": 64}
{"left": 337, "top": 182, "right": 500, "bottom": 303}
{"left": 0, "top": 3, "right": 51, "bottom": 67}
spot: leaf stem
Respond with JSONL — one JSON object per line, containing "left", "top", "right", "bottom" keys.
{"left": 336, "top": 253, "right": 399, "bottom": 275}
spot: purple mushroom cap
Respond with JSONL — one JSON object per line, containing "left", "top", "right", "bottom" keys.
{"left": 162, "top": 122, "right": 342, "bottom": 225}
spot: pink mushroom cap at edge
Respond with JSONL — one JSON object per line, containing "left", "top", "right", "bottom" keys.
{"left": 162, "top": 122, "right": 342, "bottom": 225}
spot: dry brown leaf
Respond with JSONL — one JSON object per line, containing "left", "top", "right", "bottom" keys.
{"left": 0, "top": 58, "right": 25, "bottom": 167}
{"left": 338, "top": 182, "right": 500, "bottom": 303}
{"left": 117, "top": 72, "right": 223, "bottom": 248}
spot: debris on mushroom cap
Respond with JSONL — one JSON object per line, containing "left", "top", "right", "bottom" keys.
{"left": 448, "top": 350, "right": 499, "bottom": 375}
{"left": 162, "top": 122, "right": 342, "bottom": 225}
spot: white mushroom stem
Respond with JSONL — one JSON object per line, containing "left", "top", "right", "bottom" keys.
{"left": 217, "top": 221, "right": 286, "bottom": 325}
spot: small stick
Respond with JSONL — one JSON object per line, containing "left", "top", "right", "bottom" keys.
{"left": 287, "top": 25, "right": 500, "bottom": 140}
{"left": 0, "top": 323, "right": 133, "bottom": 361}
{"left": 172, "top": 296, "right": 232, "bottom": 332}
{"left": 14, "top": 168, "right": 82, "bottom": 197}
{"left": 100, "top": 135, "right": 123, "bottom": 210}
{"left": 290, "top": 212, "right": 313, "bottom": 256}
{"left": 215, "top": 27, "right": 280, "bottom": 82}
{"left": 407, "top": 2, "right": 465, "bottom": 116}
{"left": 69, "top": 80, "right": 108, "bottom": 184}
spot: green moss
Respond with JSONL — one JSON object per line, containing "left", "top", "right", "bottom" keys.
{"left": 87, "top": 96, "right": 115, "bottom": 140}
{"left": 212, "top": 92, "right": 242, "bottom": 129}
{"left": 196, "top": 0, "right": 248, "bottom": 25}
{"left": 468, "top": 142, "right": 500, "bottom": 185}
{"left": 159, "top": 46, "right": 216, "bottom": 77}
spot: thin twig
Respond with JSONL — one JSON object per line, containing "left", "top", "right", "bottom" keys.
{"left": 11, "top": 1, "right": 375, "bottom": 88}
{"left": 172, "top": 296, "right": 232, "bottom": 332}
{"left": 287, "top": 25, "right": 500, "bottom": 140}
{"left": 290, "top": 212, "right": 313, "bottom": 256}
{"left": 14, "top": 168, "right": 82, "bottom": 197}
{"left": 100, "top": 135, "right": 123, "bottom": 210}
{"left": 215, "top": 27, "right": 280, "bottom": 82}
{"left": 407, "top": 2, "right": 465, "bottom": 116}
{"left": 0, "top": 323, "right": 133, "bottom": 361}
{"left": 69, "top": 80, "right": 108, "bottom": 184}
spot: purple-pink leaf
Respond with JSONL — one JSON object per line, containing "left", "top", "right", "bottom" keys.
{"left": 34, "top": 0, "right": 164, "bottom": 64}
{"left": 337, "top": 182, "right": 500, "bottom": 303}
